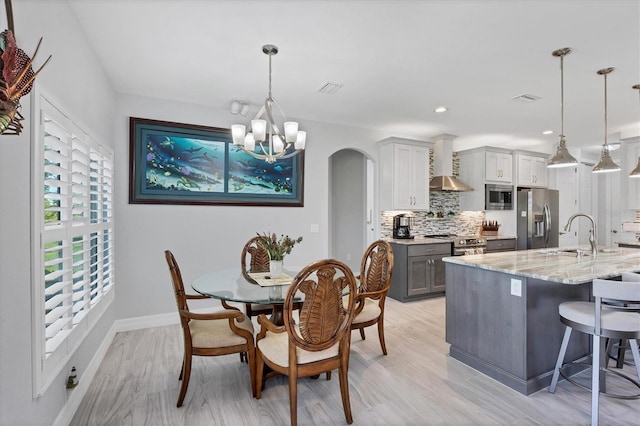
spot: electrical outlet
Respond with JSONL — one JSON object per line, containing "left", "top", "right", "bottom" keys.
{"left": 510, "top": 279, "right": 522, "bottom": 297}
{"left": 346, "top": 254, "right": 351, "bottom": 261}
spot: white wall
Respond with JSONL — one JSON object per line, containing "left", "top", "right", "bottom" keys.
{"left": 0, "top": 1, "right": 116, "bottom": 425}
{"left": 113, "top": 94, "right": 389, "bottom": 319}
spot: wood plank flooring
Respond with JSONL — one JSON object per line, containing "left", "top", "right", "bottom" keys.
{"left": 71, "top": 297, "right": 640, "bottom": 425}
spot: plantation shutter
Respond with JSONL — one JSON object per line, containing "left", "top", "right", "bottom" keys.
{"left": 39, "top": 100, "right": 114, "bottom": 357}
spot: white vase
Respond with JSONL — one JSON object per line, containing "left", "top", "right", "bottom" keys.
{"left": 269, "top": 260, "right": 283, "bottom": 278}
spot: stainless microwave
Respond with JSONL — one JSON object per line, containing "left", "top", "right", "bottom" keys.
{"left": 485, "top": 184, "right": 513, "bottom": 210}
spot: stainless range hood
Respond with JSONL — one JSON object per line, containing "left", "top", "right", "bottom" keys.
{"left": 429, "top": 134, "right": 473, "bottom": 191}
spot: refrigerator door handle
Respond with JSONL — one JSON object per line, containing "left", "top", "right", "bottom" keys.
{"left": 543, "top": 204, "right": 551, "bottom": 247}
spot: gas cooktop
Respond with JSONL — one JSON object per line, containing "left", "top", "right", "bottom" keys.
{"left": 424, "top": 234, "right": 457, "bottom": 238}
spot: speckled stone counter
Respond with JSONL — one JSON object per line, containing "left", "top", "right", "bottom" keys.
{"left": 386, "top": 234, "right": 517, "bottom": 245}
{"left": 443, "top": 246, "right": 640, "bottom": 284}
{"left": 444, "top": 246, "right": 640, "bottom": 396}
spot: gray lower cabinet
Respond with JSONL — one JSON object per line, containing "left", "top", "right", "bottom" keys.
{"left": 485, "top": 238, "right": 517, "bottom": 253}
{"left": 389, "top": 242, "right": 452, "bottom": 302}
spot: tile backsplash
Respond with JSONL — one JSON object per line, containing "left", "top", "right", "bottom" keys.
{"left": 381, "top": 210, "right": 485, "bottom": 238}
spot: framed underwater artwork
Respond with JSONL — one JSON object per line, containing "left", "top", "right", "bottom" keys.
{"left": 129, "top": 117, "right": 304, "bottom": 206}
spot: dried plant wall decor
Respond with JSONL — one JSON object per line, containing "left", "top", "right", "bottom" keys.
{"left": 0, "top": 0, "right": 51, "bottom": 135}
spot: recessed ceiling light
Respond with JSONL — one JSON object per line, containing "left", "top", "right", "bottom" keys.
{"left": 543, "top": 130, "right": 553, "bottom": 135}
{"left": 434, "top": 106, "right": 448, "bottom": 113}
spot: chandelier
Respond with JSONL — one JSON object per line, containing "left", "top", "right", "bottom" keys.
{"left": 592, "top": 67, "right": 621, "bottom": 173}
{"left": 231, "top": 44, "right": 306, "bottom": 164}
{"left": 547, "top": 48, "right": 578, "bottom": 168}
{"left": 630, "top": 84, "right": 640, "bottom": 178}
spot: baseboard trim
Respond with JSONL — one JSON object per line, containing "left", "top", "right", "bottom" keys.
{"left": 53, "top": 310, "right": 181, "bottom": 425}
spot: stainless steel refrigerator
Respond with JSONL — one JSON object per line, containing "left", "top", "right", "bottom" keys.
{"left": 517, "top": 188, "right": 559, "bottom": 250}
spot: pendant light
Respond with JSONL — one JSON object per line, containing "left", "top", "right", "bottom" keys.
{"left": 548, "top": 48, "right": 578, "bottom": 168}
{"left": 593, "top": 67, "right": 621, "bottom": 173}
{"left": 630, "top": 84, "right": 640, "bottom": 178}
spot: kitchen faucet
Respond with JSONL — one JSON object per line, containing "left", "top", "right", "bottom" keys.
{"left": 563, "top": 213, "right": 598, "bottom": 256}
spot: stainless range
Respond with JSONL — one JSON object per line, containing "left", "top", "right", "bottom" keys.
{"left": 453, "top": 236, "right": 486, "bottom": 256}
{"left": 423, "top": 234, "right": 487, "bottom": 256}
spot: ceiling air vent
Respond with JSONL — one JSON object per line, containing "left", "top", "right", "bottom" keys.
{"left": 512, "top": 93, "right": 541, "bottom": 103}
{"left": 317, "top": 82, "right": 343, "bottom": 95}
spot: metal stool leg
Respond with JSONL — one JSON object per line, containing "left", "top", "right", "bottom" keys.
{"left": 591, "top": 334, "right": 601, "bottom": 426}
{"left": 550, "top": 326, "right": 572, "bottom": 393}
{"left": 630, "top": 339, "right": 640, "bottom": 381}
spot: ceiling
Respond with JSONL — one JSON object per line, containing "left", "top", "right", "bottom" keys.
{"left": 67, "top": 0, "right": 640, "bottom": 159}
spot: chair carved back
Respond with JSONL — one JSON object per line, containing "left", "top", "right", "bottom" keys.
{"left": 359, "top": 240, "right": 394, "bottom": 297}
{"left": 165, "top": 250, "right": 190, "bottom": 331}
{"left": 241, "top": 236, "right": 270, "bottom": 281}
{"left": 284, "top": 259, "right": 357, "bottom": 352}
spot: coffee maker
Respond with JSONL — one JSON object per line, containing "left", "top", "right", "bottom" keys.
{"left": 393, "top": 214, "right": 414, "bottom": 239}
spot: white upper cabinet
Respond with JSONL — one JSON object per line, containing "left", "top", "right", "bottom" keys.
{"left": 516, "top": 153, "right": 548, "bottom": 188}
{"left": 458, "top": 147, "right": 513, "bottom": 211}
{"left": 485, "top": 151, "right": 513, "bottom": 183}
{"left": 379, "top": 138, "right": 430, "bottom": 211}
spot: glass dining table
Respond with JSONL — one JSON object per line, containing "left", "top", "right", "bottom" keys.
{"left": 191, "top": 268, "right": 301, "bottom": 326}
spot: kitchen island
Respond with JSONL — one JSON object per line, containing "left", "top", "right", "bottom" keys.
{"left": 443, "top": 247, "right": 640, "bottom": 395}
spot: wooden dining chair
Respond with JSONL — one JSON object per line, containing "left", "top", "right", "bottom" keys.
{"left": 349, "top": 240, "right": 394, "bottom": 355}
{"left": 241, "top": 235, "right": 302, "bottom": 320}
{"left": 165, "top": 250, "right": 257, "bottom": 406}
{"left": 255, "top": 259, "right": 358, "bottom": 426}
{"left": 241, "top": 236, "right": 275, "bottom": 318}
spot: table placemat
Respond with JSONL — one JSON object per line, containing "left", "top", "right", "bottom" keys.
{"left": 248, "top": 272, "right": 294, "bottom": 287}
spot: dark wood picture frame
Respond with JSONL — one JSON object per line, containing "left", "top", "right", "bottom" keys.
{"left": 129, "top": 117, "right": 304, "bottom": 206}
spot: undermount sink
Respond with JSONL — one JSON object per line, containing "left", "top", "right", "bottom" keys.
{"left": 539, "top": 247, "right": 622, "bottom": 256}
{"left": 599, "top": 248, "right": 621, "bottom": 254}
{"left": 539, "top": 249, "right": 590, "bottom": 257}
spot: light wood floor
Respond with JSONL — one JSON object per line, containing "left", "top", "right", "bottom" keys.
{"left": 71, "top": 297, "right": 640, "bottom": 425}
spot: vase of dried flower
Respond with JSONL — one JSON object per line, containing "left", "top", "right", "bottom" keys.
{"left": 269, "top": 260, "right": 283, "bottom": 278}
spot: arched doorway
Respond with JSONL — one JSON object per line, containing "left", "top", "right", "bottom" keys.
{"left": 329, "top": 149, "right": 375, "bottom": 271}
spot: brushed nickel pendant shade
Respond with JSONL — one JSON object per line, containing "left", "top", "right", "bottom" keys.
{"left": 630, "top": 84, "right": 640, "bottom": 178}
{"left": 592, "top": 67, "right": 621, "bottom": 173}
{"left": 548, "top": 48, "right": 579, "bottom": 168}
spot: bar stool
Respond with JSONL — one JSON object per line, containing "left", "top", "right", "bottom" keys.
{"left": 606, "top": 272, "right": 640, "bottom": 368}
{"left": 549, "top": 278, "right": 640, "bottom": 426}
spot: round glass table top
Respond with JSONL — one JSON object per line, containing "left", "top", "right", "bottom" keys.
{"left": 191, "top": 268, "right": 298, "bottom": 304}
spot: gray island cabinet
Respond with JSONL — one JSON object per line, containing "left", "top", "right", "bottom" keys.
{"left": 388, "top": 240, "right": 452, "bottom": 302}
{"left": 443, "top": 247, "right": 640, "bottom": 395}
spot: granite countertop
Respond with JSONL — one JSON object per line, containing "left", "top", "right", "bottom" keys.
{"left": 387, "top": 236, "right": 454, "bottom": 245}
{"left": 386, "top": 235, "right": 517, "bottom": 245}
{"left": 443, "top": 246, "right": 640, "bottom": 284}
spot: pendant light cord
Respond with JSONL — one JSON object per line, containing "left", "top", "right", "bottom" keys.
{"left": 603, "top": 71, "right": 608, "bottom": 147}
{"left": 268, "top": 50, "right": 273, "bottom": 101}
{"left": 560, "top": 54, "right": 564, "bottom": 137}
